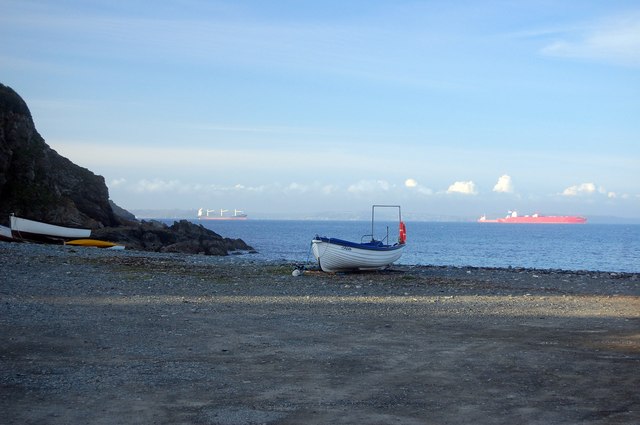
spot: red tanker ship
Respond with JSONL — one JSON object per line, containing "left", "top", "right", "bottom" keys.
{"left": 478, "top": 211, "right": 586, "bottom": 224}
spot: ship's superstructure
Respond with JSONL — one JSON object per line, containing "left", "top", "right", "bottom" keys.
{"left": 198, "top": 208, "right": 248, "bottom": 220}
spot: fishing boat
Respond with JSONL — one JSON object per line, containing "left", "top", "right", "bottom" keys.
{"left": 478, "top": 211, "right": 587, "bottom": 224}
{"left": 10, "top": 215, "right": 91, "bottom": 243}
{"left": 312, "top": 205, "right": 406, "bottom": 272}
{"left": 0, "top": 224, "right": 14, "bottom": 242}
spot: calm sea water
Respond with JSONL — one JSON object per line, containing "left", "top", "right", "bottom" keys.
{"left": 172, "top": 220, "right": 640, "bottom": 273}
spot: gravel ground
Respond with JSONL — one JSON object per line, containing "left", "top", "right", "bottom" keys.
{"left": 1, "top": 241, "right": 639, "bottom": 424}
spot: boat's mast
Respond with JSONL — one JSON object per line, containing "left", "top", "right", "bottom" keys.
{"left": 371, "top": 205, "right": 402, "bottom": 242}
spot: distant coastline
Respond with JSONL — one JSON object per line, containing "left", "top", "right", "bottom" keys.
{"left": 128, "top": 209, "right": 640, "bottom": 224}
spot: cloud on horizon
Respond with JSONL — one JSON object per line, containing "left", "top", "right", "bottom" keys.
{"left": 493, "top": 174, "right": 514, "bottom": 193}
{"left": 404, "top": 178, "right": 418, "bottom": 188}
{"left": 117, "top": 178, "right": 399, "bottom": 198}
{"left": 562, "top": 182, "right": 598, "bottom": 196}
{"left": 446, "top": 181, "right": 477, "bottom": 195}
{"left": 560, "top": 182, "right": 621, "bottom": 199}
{"left": 405, "top": 178, "right": 433, "bottom": 195}
{"left": 348, "top": 180, "right": 392, "bottom": 194}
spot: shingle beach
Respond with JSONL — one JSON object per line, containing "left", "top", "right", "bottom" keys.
{"left": 1, "top": 242, "right": 639, "bottom": 424}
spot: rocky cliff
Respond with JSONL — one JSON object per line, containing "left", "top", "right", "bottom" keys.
{"left": 0, "top": 83, "right": 120, "bottom": 228}
{"left": 0, "top": 83, "right": 253, "bottom": 255}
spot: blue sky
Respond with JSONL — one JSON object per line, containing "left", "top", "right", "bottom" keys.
{"left": 2, "top": 0, "right": 639, "bottom": 219}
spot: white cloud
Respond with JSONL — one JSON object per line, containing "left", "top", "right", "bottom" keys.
{"left": 446, "top": 181, "right": 477, "bottom": 195}
{"left": 117, "top": 179, "right": 347, "bottom": 198}
{"left": 285, "top": 182, "right": 309, "bottom": 193}
{"left": 561, "top": 182, "right": 616, "bottom": 197}
{"left": 233, "top": 184, "right": 267, "bottom": 192}
{"left": 417, "top": 186, "right": 433, "bottom": 195}
{"left": 493, "top": 174, "right": 514, "bottom": 193}
{"left": 404, "top": 178, "right": 418, "bottom": 188}
{"left": 405, "top": 178, "right": 433, "bottom": 195}
{"left": 347, "top": 180, "right": 392, "bottom": 194}
{"left": 540, "top": 14, "right": 640, "bottom": 67}
{"left": 109, "top": 178, "right": 127, "bottom": 187}
{"left": 124, "top": 179, "right": 271, "bottom": 194}
{"left": 570, "top": 183, "right": 594, "bottom": 195}
{"left": 132, "top": 179, "right": 183, "bottom": 193}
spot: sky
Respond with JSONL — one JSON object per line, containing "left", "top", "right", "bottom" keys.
{"left": 2, "top": 0, "right": 639, "bottom": 219}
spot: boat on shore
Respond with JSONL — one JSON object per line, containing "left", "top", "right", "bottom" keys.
{"left": 198, "top": 208, "right": 248, "bottom": 221}
{"left": 0, "top": 224, "right": 14, "bottom": 242}
{"left": 65, "top": 239, "right": 125, "bottom": 250}
{"left": 311, "top": 205, "right": 406, "bottom": 272}
{"left": 478, "top": 211, "right": 587, "bottom": 224}
{"left": 7, "top": 216, "right": 125, "bottom": 249}
{"left": 10, "top": 215, "right": 92, "bottom": 242}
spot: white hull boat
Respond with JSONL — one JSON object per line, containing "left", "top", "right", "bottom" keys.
{"left": 0, "top": 224, "right": 14, "bottom": 241}
{"left": 311, "top": 205, "right": 407, "bottom": 272}
{"left": 10, "top": 215, "right": 91, "bottom": 241}
{"left": 312, "top": 237, "right": 405, "bottom": 272}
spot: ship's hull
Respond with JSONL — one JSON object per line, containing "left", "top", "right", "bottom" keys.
{"left": 198, "top": 216, "right": 247, "bottom": 221}
{"left": 479, "top": 216, "right": 586, "bottom": 224}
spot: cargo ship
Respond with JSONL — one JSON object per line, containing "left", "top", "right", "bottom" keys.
{"left": 478, "top": 211, "right": 586, "bottom": 224}
{"left": 198, "top": 208, "right": 248, "bottom": 220}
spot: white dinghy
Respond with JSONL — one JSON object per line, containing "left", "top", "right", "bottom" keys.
{"left": 312, "top": 205, "right": 407, "bottom": 272}
{"left": 0, "top": 224, "right": 14, "bottom": 241}
{"left": 10, "top": 215, "right": 91, "bottom": 242}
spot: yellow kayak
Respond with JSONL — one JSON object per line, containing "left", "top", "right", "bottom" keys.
{"left": 65, "top": 239, "right": 124, "bottom": 249}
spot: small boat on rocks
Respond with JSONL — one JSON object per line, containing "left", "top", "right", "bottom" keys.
{"left": 65, "top": 239, "right": 125, "bottom": 250}
{"left": 9, "top": 215, "right": 91, "bottom": 243}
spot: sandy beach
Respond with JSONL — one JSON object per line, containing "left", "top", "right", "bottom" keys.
{"left": 1, "top": 241, "right": 639, "bottom": 424}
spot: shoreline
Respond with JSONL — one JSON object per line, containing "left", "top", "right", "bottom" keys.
{"left": 1, "top": 241, "right": 639, "bottom": 424}
{"left": 3, "top": 240, "right": 639, "bottom": 276}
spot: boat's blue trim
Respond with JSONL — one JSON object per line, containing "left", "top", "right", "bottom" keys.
{"left": 313, "top": 236, "right": 403, "bottom": 252}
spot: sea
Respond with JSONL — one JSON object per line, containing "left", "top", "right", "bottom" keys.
{"left": 165, "top": 219, "right": 640, "bottom": 273}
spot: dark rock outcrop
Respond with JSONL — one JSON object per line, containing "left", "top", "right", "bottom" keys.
{"left": 109, "top": 200, "right": 137, "bottom": 223}
{"left": 0, "top": 83, "right": 120, "bottom": 228}
{"left": 91, "top": 220, "right": 254, "bottom": 255}
{"left": 0, "top": 83, "right": 253, "bottom": 256}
